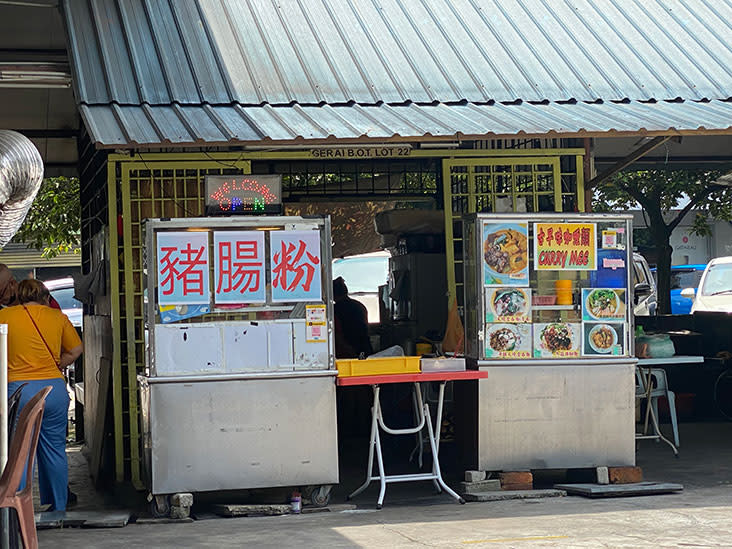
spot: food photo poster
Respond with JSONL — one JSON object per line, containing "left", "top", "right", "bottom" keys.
{"left": 581, "top": 288, "right": 626, "bottom": 321}
{"left": 582, "top": 322, "right": 625, "bottom": 356}
{"left": 533, "top": 322, "right": 581, "bottom": 358}
{"left": 486, "top": 287, "right": 532, "bottom": 323}
{"left": 485, "top": 323, "right": 532, "bottom": 359}
{"left": 482, "top": 222, "right": 529, "bottom": 287}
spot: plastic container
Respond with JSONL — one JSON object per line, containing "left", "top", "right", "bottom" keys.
{"left": 636, "top": 334, "right": 676, "bottom": 358}
{"left": 416, "top": 343, "right": 433, "bottom": 355}
{"left": 420, "top": 357, "right": 466, "bottom": 372}
{"left": 555, "top": 280, "right": 573, "bottom": 305}
{"left": 336, "top": 356, "right": 421, "bottom": 377}
{"left": 532, "top": 295, "right": 557, "bottom": 306}
{"left": 290, "top": 492, "right": 301, "bottom": 514}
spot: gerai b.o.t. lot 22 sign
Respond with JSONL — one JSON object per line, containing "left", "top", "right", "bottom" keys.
{"left": 534, "top": 223, "right": 597, "bottom": 271}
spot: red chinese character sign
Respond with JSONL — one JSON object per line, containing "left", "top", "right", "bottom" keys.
{"left": 270, "top": 230, "right": 322, "bottom": 302}
{"left": 214, "top": 231, "right": 266, "bottom": 304}
{"left": 157, "top": 232, "right": 210, "bottom": 306}
{"left": 534, "top": 223, "right": 597, "bottom": 271}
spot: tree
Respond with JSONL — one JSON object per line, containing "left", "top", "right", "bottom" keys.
{"left": 13, "top": 176, "right": 81, "bottom": 258}
{"left": 593, "top": 169, "right": 732, "bottom": 314}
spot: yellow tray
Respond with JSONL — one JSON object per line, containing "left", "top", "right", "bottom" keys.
{"left": 336, "top": 356, "right": 421, "bottom": 377}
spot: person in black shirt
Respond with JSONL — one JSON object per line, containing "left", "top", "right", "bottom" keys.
{"left": 333, "top": 276, "right": 373, "bottom": 358}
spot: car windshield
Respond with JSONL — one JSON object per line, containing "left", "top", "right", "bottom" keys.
{"left": 701, "top": 263, "right": 732, "bottom": 296}
{"left": 671, "top": 270, "right": 704, "bottom": 290}
{"left": 332, "top": 256, "right": 389, "bottom": 294}
{"left": 50, "top": 287, "right": 82, "bottom": 310}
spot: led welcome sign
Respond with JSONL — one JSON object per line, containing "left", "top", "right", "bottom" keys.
{"left": 205, "top": 175, "right": 282, "bottom": 215}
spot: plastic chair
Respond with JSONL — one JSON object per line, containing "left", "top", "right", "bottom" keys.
{"left": 0, "top": 386, "right": 52, "bottom": 549}
{"left": 635, "top": 368, "right": 679, "bottom": 447}
{"left": 7, "top": 383, "right": 28, "bottom": 442}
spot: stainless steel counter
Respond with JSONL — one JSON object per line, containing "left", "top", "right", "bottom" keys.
{"left": 476, "top": 358, "right": 637, "bottom": 470}
{"left": 140, "top": 373, "right": 339, "bottom": 494}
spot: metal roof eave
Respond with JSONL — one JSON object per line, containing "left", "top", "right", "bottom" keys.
{"left": 78, "top": 97, "right": 732, "bottom": 149}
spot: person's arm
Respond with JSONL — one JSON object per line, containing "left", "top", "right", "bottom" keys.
{"left": 59, "top": 314, "right": 83, "bottom": 370}
{"left": 59, "top": 344, "right": 82, "bottom": 370}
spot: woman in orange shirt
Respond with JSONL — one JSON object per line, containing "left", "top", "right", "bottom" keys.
{"left": 2, "top": 279, "right": 82, "bottom": 512}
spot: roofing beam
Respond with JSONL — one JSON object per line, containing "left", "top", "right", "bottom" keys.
{"left": 587, "top": 136, "right": 676, "bottom": 189}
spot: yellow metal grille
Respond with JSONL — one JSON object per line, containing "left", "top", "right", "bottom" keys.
{"left": 443, "top": 153, "right": 585, "bottom": 306}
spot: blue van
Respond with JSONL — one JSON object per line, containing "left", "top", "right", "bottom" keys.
{"left": 652, "top": 264, "right": 706, "bottom": 314}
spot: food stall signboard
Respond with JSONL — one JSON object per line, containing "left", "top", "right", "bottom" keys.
{"left": 534, "top": 223, "right": 597, "bottom": 271}
{"left": 157, "top": 231, "right": 210, "bottom": 306}
{"left": 205, "top": 175, "right": 282, "bottom": 215}
{"left": 486, "top": 288, "right": 531, "bottom": 323}
{"left": 270, "top": 230, "right": 322, "bottom": 302}
{"left": 482, "top": 222, "right": 529, "bottom": 287}
{"left": 533, "top": 322, "right": 581, "bottom": 358}
{"left": 213, "top": 231, "right": 266, "bottom": 304}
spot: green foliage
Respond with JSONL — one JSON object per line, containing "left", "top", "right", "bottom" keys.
{"left": 593, "top": 169, "right": 732, "bottom": 313}
{"left": 13, "top": 176, "right": 81, "bottom": 258}
{"left": 593, "top": 169, "right": 730, "bottom": 236}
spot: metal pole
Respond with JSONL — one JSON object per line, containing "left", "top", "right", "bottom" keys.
{"left": 1, "top": 323, "right": 9, "bottom": 549}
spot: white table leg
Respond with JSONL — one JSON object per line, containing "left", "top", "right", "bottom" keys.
{"left": 424, "top": 398, "right": 464, "bottom": 504}
{"left": 348, "top": 385, "right": 381, "bottom": 502}
{"left": 348, "top": 381, "right": 464, "bottom": 508}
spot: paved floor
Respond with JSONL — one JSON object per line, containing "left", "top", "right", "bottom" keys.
{"left": 37, "top": 422, "right": 732, "bottom": 547}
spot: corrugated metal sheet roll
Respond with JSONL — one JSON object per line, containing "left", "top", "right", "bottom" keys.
{"left": 0, "top": 130, "right": 44, "bottom": 248}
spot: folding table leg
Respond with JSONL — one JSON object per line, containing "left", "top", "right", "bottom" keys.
{"left": 424, "top": 401, "right": 464, "bottom": 504}
{"left": 348, "top": 385, "right": 381, "bottom": 501}
{"left": 374, "top": 417, "right": 387, "bottom": 509}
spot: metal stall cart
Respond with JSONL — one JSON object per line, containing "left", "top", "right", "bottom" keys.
{"left": 139, "top": 216, "right": 338, "bottom": 511}
{"left": 462, "top": 213, "right": 637, "bottom": 471}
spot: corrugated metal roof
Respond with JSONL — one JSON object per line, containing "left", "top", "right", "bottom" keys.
{"left": 79, "top": 100, "right": 732, "bottom": 147}
{"left": 63, "top": 0, "right": 732, "bottom": 146}
{"left": 65, "top": 0, "right": 732, "bottom": 106}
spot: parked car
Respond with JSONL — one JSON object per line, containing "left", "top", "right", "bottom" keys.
{"left": 633, "top": 253, "right": 657, "bottom": 316}
{"left": 332, "top": 252, "right": 389, "bottom": 324}
{"left": 682, "top": 256, "right": 732, "bottom": 313}
{"left": 651, "top": 264, "right": 706, "bottom": 315}
{"left": 44, "top": 277, "right": 82, "bottom": 329}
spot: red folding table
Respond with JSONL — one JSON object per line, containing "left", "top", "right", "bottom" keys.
{"left": 338, "top": 370, "right": 488, "bottom": 509}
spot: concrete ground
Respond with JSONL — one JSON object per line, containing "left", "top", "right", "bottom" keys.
{"left": 38, "top": 422, "right": 732, "bottom": 548}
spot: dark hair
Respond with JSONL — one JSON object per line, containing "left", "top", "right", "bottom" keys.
{"left": 333, "top": 277, "right": 348, "bottom": 298}
{"left": 16, "top": 279, "right": 50, "bottom": 305}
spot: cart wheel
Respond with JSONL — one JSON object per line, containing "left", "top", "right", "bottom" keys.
{"left": 150, "top": 495, "right": 170, "bottom": 518}
{"left": 376, "top": 503, "right": 382, "bottom": 510}
{"left": 310, "top": 485, "right": 332, "bottom": 507}
{"left": 459, "top": 497, "right": 466, "bottom": 505}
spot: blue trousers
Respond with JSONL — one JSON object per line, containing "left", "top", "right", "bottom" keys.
{"left": 8, "top": 378, "right": 69, "bottom": 511}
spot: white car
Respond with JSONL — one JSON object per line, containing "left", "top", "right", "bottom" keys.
{"left": 632, "top": 253, "right": 657, "bottom": 316}
{"left": 44, "top": 277, "right": 83, "bottom": 329}
{"left": 682, "top": 256, "right": 732, "bottom": 313}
